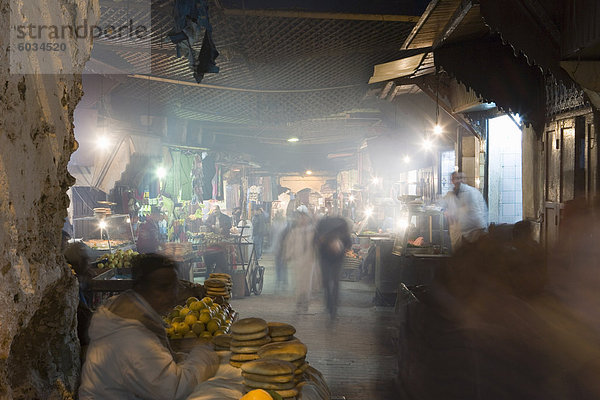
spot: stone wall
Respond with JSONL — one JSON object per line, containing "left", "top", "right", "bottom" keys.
{"left": 0, "top": 0, "right": 96, "bottom": 397}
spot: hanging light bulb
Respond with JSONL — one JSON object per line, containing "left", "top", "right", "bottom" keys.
{"left": 156, "top": 166, "right": 167, "bottom": 179}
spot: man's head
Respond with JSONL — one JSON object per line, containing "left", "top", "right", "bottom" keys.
{"left": 64, "top": 242, "right": 90, "bottom": 276}
{"left": 132, "top": 253, "right": 179, "bottom": 315}
{"left": 212, "top": 205, "right": 222, "bottom": 215}
{"left": 451, "top": 171, "right": 465, "bottom": 191}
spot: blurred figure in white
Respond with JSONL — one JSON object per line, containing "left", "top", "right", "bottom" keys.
{"left": 280, "top": 206, "right": 316, "bottom": 312}
{"left": 441, "top": 171, "right": 488, "bottom": 251}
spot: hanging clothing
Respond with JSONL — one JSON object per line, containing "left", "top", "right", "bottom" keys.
{"left": 168, "top": 0, "right": 219, "bottom": 83}
{"left": 192, "top": 154, "right": 204, "bottom": 203}
{"left": 202, "top": 153, "right": 216, "bottom": 200}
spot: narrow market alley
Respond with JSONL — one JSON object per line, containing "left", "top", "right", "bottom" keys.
{"left": 229, "top": 253, "right": 404, "bottom": 400}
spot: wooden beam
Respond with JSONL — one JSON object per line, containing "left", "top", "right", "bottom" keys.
{"left": 222, "top": 8, "right": 420, "bottom": 23}
{"left": 433, "top": 0, "right": 475, "bottom": 49}
{"left": 127, "top": 74, "right": 359, "bottom": 94}
{"left": 416, "top": 80, "right": 480, "bottom": 138}
{"left": 402, "top": 0, "right": 441, "bottom": 49}
{"left": 379, "top": 82, "right": 395, "bottom": 99}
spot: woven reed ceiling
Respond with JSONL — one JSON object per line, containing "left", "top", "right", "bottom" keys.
{"left": 91, "top": 0, "right": 420, "bottom": 147}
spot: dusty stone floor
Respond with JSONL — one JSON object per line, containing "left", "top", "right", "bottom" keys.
{"left": 222, "top": 253, "right": 407, "bottom": 400}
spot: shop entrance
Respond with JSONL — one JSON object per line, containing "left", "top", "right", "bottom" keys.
{"left": 488, "top": 115, "right": 523, "bottom": 224}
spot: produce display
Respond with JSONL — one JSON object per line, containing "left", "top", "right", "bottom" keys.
{"left": 229, "top": 317, "right": 270, "bottom": 368}
{"left": 267, "top": 322, "right": 296, "bottom": 343}
{"left": 229, "top": 319, "right": 308, "bottom": 400}
{"left": 84, "top": 239, "right": 131, "bottom": 250}
{"left": 164, "top": 296, "right": 235, "bottom": 340}
{"left": 188, "top": 232, "right": 227, "bottom": 246}
{"left": 205, "top": 273, "right": 232, "bottom": 300}
{"left": 241, "top": 360, "right": 296, "bottom": 399}
{"left": 95, "top": 249, "right": 139, "bottom": 269}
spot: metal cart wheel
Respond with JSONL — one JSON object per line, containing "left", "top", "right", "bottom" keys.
{"left": 250, "top": 262, "right": 264, "bottom": 295}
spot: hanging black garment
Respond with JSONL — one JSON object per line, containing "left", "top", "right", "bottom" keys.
{"left": 168, "top": 0, "right": 219, "bottom": 83}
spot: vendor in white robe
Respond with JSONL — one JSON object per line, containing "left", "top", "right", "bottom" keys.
{"left": 79, "top": 253, "right": 219, "bottom": 400}
{"left": 441, "top": 171, "right": 488, "bottom": 251}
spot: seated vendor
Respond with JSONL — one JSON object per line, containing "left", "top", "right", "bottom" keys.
{"left": 79, "top": 253, "right": 219, "bottom": 400}
{"left": 205, "top": 205, "right": 232, "bottom": 236}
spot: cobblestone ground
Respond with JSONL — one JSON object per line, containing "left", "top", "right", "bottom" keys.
{"left": 226, "top": 253, "right": 407, "bottom": 400}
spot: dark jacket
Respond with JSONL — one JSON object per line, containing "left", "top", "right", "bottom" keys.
{"left": 205, "top": 212, "right": 232, "bottom": 236}
{"left": 315, "top": 217, "right": 352, "bottom": 263}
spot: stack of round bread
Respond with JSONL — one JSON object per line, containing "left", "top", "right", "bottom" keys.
{"left": 241, "top": 359, "right": 299, "bottom": 400}
{"left": 267, "top": 322, "right": 296, "bottom": 342}
{"left": 229, "top": 317, "right": 271, "bottom": 368}
{"left": 257, "top": 340, "right": 309, "bottom": 384}
{"left": 211, "top": 333, "right": 232, "bottom": 351}
{"left": 204, "top": 275, "right": 231, "bottom": 300}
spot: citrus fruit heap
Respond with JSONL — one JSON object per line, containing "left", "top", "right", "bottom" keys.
{"left": 164, "top": 296, "right": 235, "bottom": 340}
{"left": 229, "top": 317, "right": 271, "bottom": 368}
{"left": 95, "top": 249, "right": 138, "bottom": 269}
{"left": 267, "top": 322, "right": 296, "bottom": 343}
{"left": 204, "top": 273, "right": 232, "bottom": 300}
{"left": 241, "top": 359, "right": 298, "bottom": 400}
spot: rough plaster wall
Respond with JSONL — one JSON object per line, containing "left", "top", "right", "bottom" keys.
{"left": 0, "top": 0, "right": 96, "bottom": 398}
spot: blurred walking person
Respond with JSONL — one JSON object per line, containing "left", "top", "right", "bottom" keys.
{"left": 251, "top": 207, "right": 268, "bottom": 260}
{"left": 441, "top": 171, "right": 488, "bottom": 251}
{"left": 273, "top": 218, "right": 292, "bottom": 291}
{"left": 280, "top": 206, "right": 316, "bottom": 312}
{"left": 315, "top": 216, "right": 352, "bottom": 319}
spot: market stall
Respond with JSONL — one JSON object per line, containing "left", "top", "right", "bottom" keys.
{"left": 73, "top": 212, "right": 136, "bottom": 259}
{"left": 375, "top": 200, "right": 451, "bottom": 306}
{"left": 161, "top": 285, "right": 329, "bottom": 400}
{"left": 171, "top": 315, "right": 329, "bottom": 400}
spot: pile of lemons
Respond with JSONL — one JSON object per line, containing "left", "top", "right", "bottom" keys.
{"left": 96, "top": 249, "right": 138, "bottom": 269}
{"left": 164, "top": 296, "right": 234, "bottom": 339}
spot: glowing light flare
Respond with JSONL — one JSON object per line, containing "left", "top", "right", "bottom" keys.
{"left": 364, "top": 207, "right": 374, "bottom": 218}
{"left": 98, "top": 220, "right": 108, "bottom": 230}
{"left": 287, "top": 137, "right": 300, "bottom": 143}
{"left": 96, "top": 135, "right": 111, "bottom": 150}
{"left": 305, "top": 170, "right": 313, "bottom": 175}
{"left": 156, "top": 166, "right": 167, "bottom": 179}
{"left": 403, "top": 155, "right": 410, "bottom": 164}
{"left": 398, "top": 220, "right": 409, "bottom": 230}
{"left": 422, "top": 138, "right": 434, "bottom": 151}
{"left": 433, "top": 124, "right": 443, "bottom": 135}
{"left": 348, "top": 195, "right": 355, "bottom": 202}
{"left": 371, "top": 177, "right": 380, "bottom": 185}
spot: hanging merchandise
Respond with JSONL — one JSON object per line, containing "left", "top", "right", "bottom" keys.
{"left": 192, "top": 154, "right": 204, "bottom": 203}
{"left": 248, "top": 185, "right": 262, "bottom": 203}
{"left": 163, "top": 149, "right": 194, "bottom": 201}
{"left": 168, "top": 0, "right": 219, "bottom": 83}
{"left": 216, "top": 166, "right": 224, "bottom": 200}
{"left": 202, "top": 153, "right": 216, "bottom": 199}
